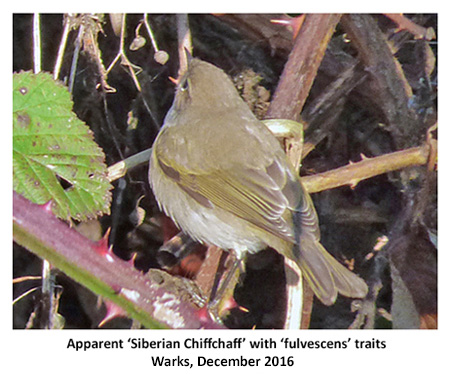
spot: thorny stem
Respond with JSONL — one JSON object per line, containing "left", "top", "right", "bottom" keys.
{"left": 107, "top": 139, "right": 434, "bottom": 193}
{"left": 302, "top": 144, "right": 431, "bottom": 193}
{"left": 13, "top": 192, "right": 224, "bottom": 329}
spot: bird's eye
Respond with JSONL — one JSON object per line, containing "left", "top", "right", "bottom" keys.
{"left": 180, "top": 78, "right": 189, "bottom": 92}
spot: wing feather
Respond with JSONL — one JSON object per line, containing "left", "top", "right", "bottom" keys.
{"left": 156, "top": 155, "right": 301, "bottom": 243}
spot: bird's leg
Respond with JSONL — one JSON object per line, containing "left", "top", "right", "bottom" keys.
{"left": 208, "top": 255, "right": 243, "bottom": 321}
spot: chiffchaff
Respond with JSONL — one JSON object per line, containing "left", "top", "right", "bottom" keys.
{"left": 149, "top": 58, "right": 368, "bottom": 305}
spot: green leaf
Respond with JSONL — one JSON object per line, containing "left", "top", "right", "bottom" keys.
{"left": 13, "top": 71, "right": 112, "bottom": 221}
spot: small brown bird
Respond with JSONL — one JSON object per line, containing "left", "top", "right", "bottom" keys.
{"left": 149, "top": 58, "right": 368, "bottom": 305}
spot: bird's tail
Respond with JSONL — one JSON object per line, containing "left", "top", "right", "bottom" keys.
{"left": 291, "top": 184, "right": 368, "bottom": 305}
{"left": 294, "top": 238, "right": 368, "bottom": 305}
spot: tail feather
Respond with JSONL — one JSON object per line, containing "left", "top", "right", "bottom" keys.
{"left": 295, "top": 239, "right": 368, "bottom": 305}
{"left": 291, "top": 186, "right": 368, "bottom": 305}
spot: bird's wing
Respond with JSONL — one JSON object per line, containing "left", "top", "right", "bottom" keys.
{"left": 155, "top": 152, "right": 301, "bottom": 244}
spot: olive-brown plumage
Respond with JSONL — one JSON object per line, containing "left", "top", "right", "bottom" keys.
{"left": 149, "top": 58, "right": 367, "bottom": 305}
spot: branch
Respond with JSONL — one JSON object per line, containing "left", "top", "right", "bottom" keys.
{"left": 302, "top": 144, "right": 430, "bottom": 193}
{"left": 266, "top": 14, "right": 342, "bottom": 121}
{"left": 107, "top": 148, "right": 152, "bottom": 182}
{"left": 13, "top": 192, "right": 224, "bottom": 329}
{"left": 384, "top": 14, "right": 436, "bottom": 41}
{"left": 265, "top": 14, "right": 341, "bottom": 330}
{"left": 340, "top": 14, "right": 421, "bottom": 149}
{"left": 215, "top": 14, "right": 294, "bottom": 57}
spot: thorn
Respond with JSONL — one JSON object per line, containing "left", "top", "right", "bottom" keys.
{"left": 349, "top": 180, "right": 358, "bottom": 189}
{"left": 238, "top": 305, "right": 249, "bottom": 313}
{"left": 196, "top": 306, "right": 213, "bottom": 323}
{"left": 127, "top": 252, "right": 138, "bottom": 266}
{"left": 271, "top": 14, "right": 305, "bottom": 39}
{"left": 219, "top": 296, "right": 239, "bottom": 313}
{"left": 168, "top": 76, "right": 178, "bottom": 85}
{"left": 93, "top": 228, "right": 115, "bottom": 262}
{"left": 360, "top": 153, "right": 369, "bottom": 160}
{"left": 95, "top": 227, "right": 110, "bottom": 251}
{"left": 184, "top": 47, "right": 193, "bottom": 63}
{"left": 366, "top": 235, "right": 389, "bottom": 261}
{"left": 373, "top": 235, "right": 389, "bottom": 252}
{"left": 365, "top": 252, "right": 374, "bottom": 261}
{"left": 40, "top": 200, "right": 54, "bottom": 214}
{"left": 377, "top": 308, "right": 392, "bottom": 322}
{"left": 98, "top": 299, "right": 127, "bottom": 327}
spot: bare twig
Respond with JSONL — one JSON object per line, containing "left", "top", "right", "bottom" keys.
{"left": 301, "top": 60, "right": 367, "bottom": 158}
{"left": 216, "top": 14, "right": 294, "bottom": 57}
{"left": 176, "top": 14, "right": 192, "bottom": 76}
{"left": 68, "top": 20, "right": 84, "bottom": 94}
{"left": 341, "top": 14, "right": 421, "bottom": 149}
{"left": 106, "top": 14, "right": 142, "bottom": 91}
{"left": 302, "top": 144, "right": 430, "bottom": 193}
{"left": 143, "top": 14, "right": 169, "bottom": 65}
{"left": 13, "top": 275, "right": 42, "bottom": 283}
{"left": 13, "top": 286, "right": 40, "bottom": 305}
{"left": 384, "top": 14, "right": 436, "bottom": 41}
{"left": 53, "top": 14, "right": 72, "bottom": 80}
{"left": 104, "top": 14, "right": 159, "bottom": 127}
{"left": 266, "top": 14, "right": 342, "bottom": 121}
{"left": 108, "top": 132, "right": 432, "bottom": 198}
{"left": 82, "top": 15, "right": 115, "bottom": 93}
{"left": 33, "top": 14, "right": 41, "bottom": 74}
{"left": 107, "top": 148, "right": 152, "bottom": 182}
{"left": 143, "top": 14, "right": 159, "bottom": 51}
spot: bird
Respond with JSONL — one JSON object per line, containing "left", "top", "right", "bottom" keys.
{"left": 149, "top": 57, "right": 368, "bottom": 306}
